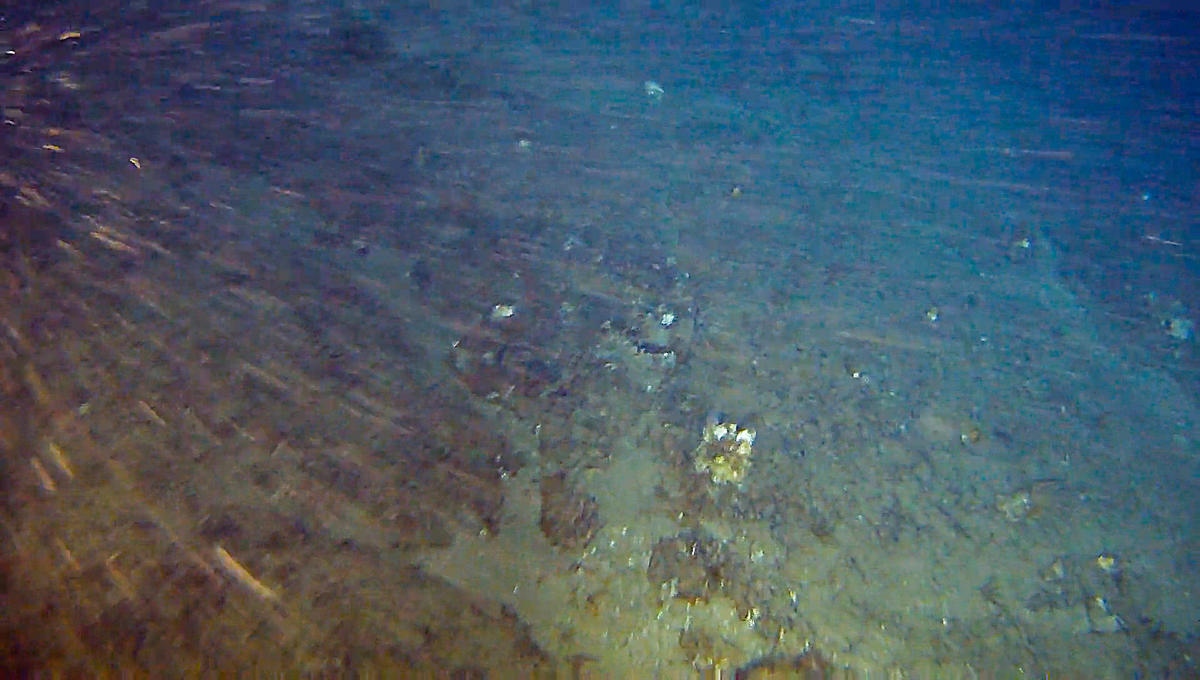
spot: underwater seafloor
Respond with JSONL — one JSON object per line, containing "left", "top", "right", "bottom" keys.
{"left": 1, "top": 1, "right": 1197, "bottom": 677}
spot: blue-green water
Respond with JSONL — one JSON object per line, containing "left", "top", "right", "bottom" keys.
{"left": 0, "top": 1, "right": 1195, "bottom": 675}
